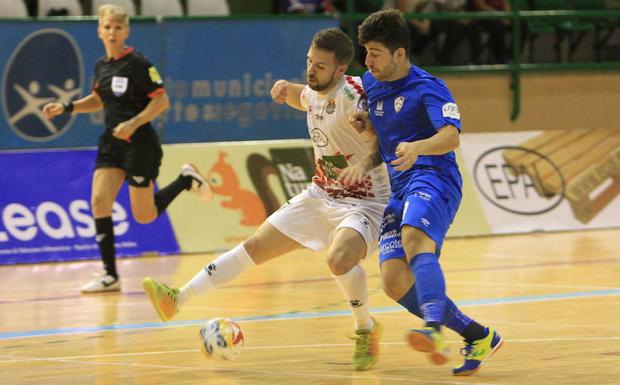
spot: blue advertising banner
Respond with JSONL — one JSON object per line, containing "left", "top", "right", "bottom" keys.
{"left": 0, "top": 149, "right": 179, "bottom": 264}
{"left": 0, "top": 18, "right": 338, "bottom": 149}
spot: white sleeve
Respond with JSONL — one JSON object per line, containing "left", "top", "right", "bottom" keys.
{"left": 299, "top": 85, "right": 311, "bottom": 110}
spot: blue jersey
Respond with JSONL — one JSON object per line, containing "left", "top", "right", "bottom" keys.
{"left": 362, "top": 65, "right": 462, "bottom": 196}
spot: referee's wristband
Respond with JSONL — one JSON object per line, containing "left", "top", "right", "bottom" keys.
{"left": 63, "top": 101, "right": 74, "bottom": 115}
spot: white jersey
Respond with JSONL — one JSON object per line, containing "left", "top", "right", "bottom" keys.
{"left": 299, "top": 75, "right": 391, "bottom": 203}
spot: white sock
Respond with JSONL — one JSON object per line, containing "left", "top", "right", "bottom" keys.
{"left": 179, "top": 244, "right": 256, "bottom": 306}
{"left": 332, "top": 265, "right": 373, "bottom": 331}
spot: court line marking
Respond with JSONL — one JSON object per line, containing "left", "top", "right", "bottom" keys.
{"left": 0, "top": 288, "right": 618, "bottom": 341}
{"left": 0, "top": 355, "right": 508, "bottom": 385}
{"left": 2, "top": 336, "right": 620, "bottom": 363}
{"left": 2, "top": 256, "right": 618, "bottom": 305}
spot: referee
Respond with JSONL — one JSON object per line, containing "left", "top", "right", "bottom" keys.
{"left": 43, "top": 4, "right": 211, "bottom": 293}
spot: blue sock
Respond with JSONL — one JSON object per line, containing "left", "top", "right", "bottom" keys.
{"left": 443, "top": 297, "right": 473, "bottom": 334}
{"left": 410, "top": 253, "right": 447, "bottom": 325}
{"left": 397, "top": 284, "right": 423, "bottom": 318}
{"left": 397, "top": 282, "right": 473, "bottom": 335}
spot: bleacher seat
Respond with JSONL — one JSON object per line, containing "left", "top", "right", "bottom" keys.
{"left": 0, "top": 0, "right": 28, "bottom": 17}
{"left": 527, "top": 0, "right": 593, "bottom": 62}
{"left": 141, "top": 0, "right": 184, "bottom": 16}
{"left": 92, "top": 0, "right": 137, "bottom": 16}
{"left": 573, "top": 0, "right": 619, "bottom": 60}
{"left": 187, "top": 0, "right": 230, "bottom": 16}
{"left": 38, "top": 0, "right": 83, "bottom": 16}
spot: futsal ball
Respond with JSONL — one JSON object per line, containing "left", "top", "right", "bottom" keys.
{"left": 199, "top": 317, "right": 244, "bottom": 361}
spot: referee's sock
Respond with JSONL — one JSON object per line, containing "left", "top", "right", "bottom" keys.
{"left": 95, "top": 216, "right": 117, "bottom": 278}
{"left": 154, "top": 175, "right": 191, "bottom": 215}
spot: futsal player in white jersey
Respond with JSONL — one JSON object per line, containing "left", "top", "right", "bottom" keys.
{"left": 143, "top": 28, "right": 388, "bottom": 371}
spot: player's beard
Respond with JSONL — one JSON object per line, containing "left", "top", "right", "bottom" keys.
{"left": 307, "top": 69, "right": 337, "bottom": 92}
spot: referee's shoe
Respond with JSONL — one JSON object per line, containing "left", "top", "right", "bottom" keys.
{"left": 181, "top": 163, "right": 213, "bottom": 203}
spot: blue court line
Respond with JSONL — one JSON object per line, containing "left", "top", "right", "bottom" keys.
{"left": 1, "top": 288, "right": 618, "bottom": 341}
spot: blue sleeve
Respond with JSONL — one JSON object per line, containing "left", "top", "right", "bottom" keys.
{"left": 421, "top": 80, "right": 462, "bottom": 132}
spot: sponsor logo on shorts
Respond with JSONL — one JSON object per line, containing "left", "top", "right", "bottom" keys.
{"left": 379, "top": 239, "right": 402, "bottom": 253}
{"left": 413, "top": 191, "right": 432, "bottom": 201}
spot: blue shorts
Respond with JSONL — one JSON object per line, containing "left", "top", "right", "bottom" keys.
{"left": 378, "top": 170, "right": 462, "bottom": 264}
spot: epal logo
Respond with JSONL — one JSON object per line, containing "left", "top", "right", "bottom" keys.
{"left": 473, "top": 146, "right": 565, "bottom": 215}
{"left": 2, "top": 29, "right": 83, "bottom": 142}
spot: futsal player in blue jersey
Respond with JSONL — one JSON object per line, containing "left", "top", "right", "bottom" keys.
{"left": 351, "top": 8, "right": 504, "bottom": 376}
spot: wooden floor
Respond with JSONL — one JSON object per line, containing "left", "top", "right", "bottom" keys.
{"left": 2, "top": 229, "right": 620, "bottom": 385}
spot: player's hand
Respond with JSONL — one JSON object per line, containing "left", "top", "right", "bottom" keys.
{"left": 271, "top": 80, "right": 289, "bottom": 104}
{"left": 391, "top": 142, "right": 419, "bottom": 171}
{"left": 348, "top": 111, "right": 371, "bottom": 134}
{"left": 337, "top": 161, "right": 368, "bottom": 185}
{"left": 112, "top": 120, "right": 135, "bottom": 142}
{"left": 42, "top": 102, "right": 64, "bottom": 119}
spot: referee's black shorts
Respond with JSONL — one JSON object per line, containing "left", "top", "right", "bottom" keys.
{"left": 95, "top": 128, "right": 163, "bottom": 187}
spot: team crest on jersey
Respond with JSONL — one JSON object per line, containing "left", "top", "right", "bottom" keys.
{"left": 111, "top": 76, "right": 128, "bottom": 97}
{"left": 325, "top": 99, "right": 336, "bottom": 114}
{"left": 311, "top": 128, "right": 328, "bottom": 147}
{"left": 394, "top": 96, "right": 405, "bottom": 113}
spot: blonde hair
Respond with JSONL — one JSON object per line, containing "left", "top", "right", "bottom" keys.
{"left": 98, "top": 4, "right": 129, "bottom": 25}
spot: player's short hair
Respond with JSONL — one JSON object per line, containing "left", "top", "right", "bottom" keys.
{"left": 358, "top": 9, "right": 411, "bottom": 56}
{"left": 98, "top": 4, "right": 129, "bottom": 25}
{"left": 311, "top": 28, "right": 354, "bottom": 65}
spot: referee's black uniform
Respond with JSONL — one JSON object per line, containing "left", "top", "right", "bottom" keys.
{"left": 93, "top": 47, "right": 165, "bottom": 187}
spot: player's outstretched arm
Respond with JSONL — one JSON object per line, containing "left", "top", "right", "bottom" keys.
{"left": 42, "top": 92, "right": 103, "bottom": 119}
{"left": 270, "top": 79, "right": 305, "bottom": 111}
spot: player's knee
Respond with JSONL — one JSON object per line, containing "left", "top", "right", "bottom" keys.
{"left": 91, "top": 195, "right": 113, "bottom": 217}
{"left": 401, "top": 226, "right": 435, "bottom": 258}
{"left": 382, "top": 281, "right": 406, "bottom": 301}
{"left": 240, "top": 237, "right": 264, "bottom": 265}
{"left": 381, "top": 272, "right": 408, "bottom": 300}
{"left": 132, "top": 208, "right": 156, "bottom": 224}
{"left": 326, "top": 250, "right": 359, "bottom": 275}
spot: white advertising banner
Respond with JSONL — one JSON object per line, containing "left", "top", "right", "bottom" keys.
{"left": 459, "top": 130, "right": 620, "bottom": 234}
